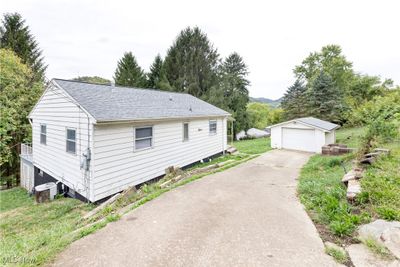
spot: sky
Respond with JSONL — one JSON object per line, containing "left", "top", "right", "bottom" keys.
{"left": 2, "top": 0, "right": 399, "bottom": 99}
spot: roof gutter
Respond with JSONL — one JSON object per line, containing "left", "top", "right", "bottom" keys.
{"left": 95, "top": 114, "right": 231, "bottom": 125}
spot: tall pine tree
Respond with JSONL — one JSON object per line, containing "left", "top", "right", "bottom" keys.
{"left": 207, "top": 52, "right": 250, "bottom": 134}
{"left": 281, "top": 79, "right": 308, "bottom": 120}
{"left": 163, "top": 27, "right": 219, "bottom": 97}
{"left": 0, "top": 13, "right": 47, "bottom": 81}
{"left": 146, "top": 54, "right": 164, "bottom": 88}
{"left": 114, "top": 52, "right": 146, "bottom": 87}
{"left": 308, "top": 71, "right": 343, "bottom": 122}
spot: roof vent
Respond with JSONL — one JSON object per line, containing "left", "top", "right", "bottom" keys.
{"left": 169, "top": 95, "right": 173, "bottom": 101}
{"left": 189, "top": 106, "right": 192, "bottom": 112}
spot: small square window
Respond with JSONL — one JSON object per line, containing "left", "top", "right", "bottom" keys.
{"left": 209, "top": 120, "right": 217, "bottom": 135}
{"left": 135, "top": 127, "right": 153, "bottom": 150}
{"left": 183, "top": 123, "right": 189, "bottom": 141}
{"left": 40, "top": 124, "right": 46, "bottom": 145}
{"left": 66, "top": 128, "right": 76, "bottom": 154}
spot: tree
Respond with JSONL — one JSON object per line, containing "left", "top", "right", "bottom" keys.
{"left": 163, "top": 27, "right": 219, "bottom": 97}
{"left": 0, "top": 13, "right": 46, "bottom": 81}
{"left": 146, "top": 54, "right": 164, "bottom": 88}
{"left": 247, "top": 102, "right": 271, "bottom": 129}
{"left": 281, "top": 79, "right": 308, "bottom": 120}
{"left": 294, "top": 44, "right": 353, "bottom": 94}
{"left": 0, "top": 49, "right": 43, "bottom": 187}
{"left": 73, "top": 76, "right": 111, "bottom": 85}
{"left": 208, "top": 52, "right": 250, "bottom": 134}
{"left": 308, "top": 71, "right": 344, "bottom": 122}
{"left": 114, "top": 52, "right": 146, "bottom": 87}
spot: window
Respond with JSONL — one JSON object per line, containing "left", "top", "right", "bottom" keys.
{"left": 135, "top": 127, "right": 153, "bottom": 150}
{"left": 183, "top": 123, "right": 189, "bottom": 141}
{"left": 66, "top": 128, "right": 76, "bottom": 154}
{"left": 40, "top": 124, "right": 47, "bottom": 145}
{"left": 209, "top": 120, "right": 217, "bottom": 135}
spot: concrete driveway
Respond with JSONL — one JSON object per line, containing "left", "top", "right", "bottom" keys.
{"left": 53, "top": 150, "right": 338, "bottom": 267}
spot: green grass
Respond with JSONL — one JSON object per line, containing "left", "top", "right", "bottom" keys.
{"left": 0, "top": 187, "right": 33, "bottom": 212}
{"left": 298, "top": 126, "right": 400, "bottom": 240}
{"left": 0, "top": 188, "right": 93, "bottom": 266}
{"left": 325, "top": 246, "right": 349, "bottom": 264}
{"left": 233, "top": 137, "right": 271, "bottom": 154}
{"left": 362, "top": 237, "right": 394, "bottom": 259}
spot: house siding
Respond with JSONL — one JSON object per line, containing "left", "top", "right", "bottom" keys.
{"left": 30, "top": 85, "right": 95, "bottom": 201}
{"left": 92, "top": 117, "right": 227, "bottom": 201}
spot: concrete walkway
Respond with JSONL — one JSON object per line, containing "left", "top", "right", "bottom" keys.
{"left": 53, "top": 150, "right": 338, "bottom": 267}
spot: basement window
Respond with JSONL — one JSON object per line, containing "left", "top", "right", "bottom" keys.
{"left": 135, "top": 126, "right": 153, "bottom": 150}
{"left": 66, "top": 128, "right": 76, "bottom": 154}
{"left": 40, "top": 124, "right": 47, "bottom": 145}
{"left": 209, "top": 120, "right": 217, "bottom": 135}
{"left": 183, "top": 123, "right": 189, "bottom": 141}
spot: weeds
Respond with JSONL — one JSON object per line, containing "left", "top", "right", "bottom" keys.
{"left": 325, "top": 246, "right": 348, "bottom": 264}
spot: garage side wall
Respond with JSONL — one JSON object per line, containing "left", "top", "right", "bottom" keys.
{"left": 325, "top": 131, "right": 335, "bottom": 145}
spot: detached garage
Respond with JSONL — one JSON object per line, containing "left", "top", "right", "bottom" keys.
{"left": 269, "top": 117, "right": 340, "bottom": 153}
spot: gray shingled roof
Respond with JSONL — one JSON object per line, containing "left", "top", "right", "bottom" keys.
{"left": 53, "top": 79, "right": 230, "bottom": 122}
{"left": 296, "top": 117, "right": 339, "bottom": 131}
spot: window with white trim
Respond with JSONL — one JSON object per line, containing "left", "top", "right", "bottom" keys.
{"left": 40, "top": 124, "right": 47, "bottom": 145}
{"left": 135, "top": 127, "right": 153, "bottom": 150}
{"left": 183, "top": 123, "right": 189, "bottom": 141}
{"left": 66, "top": 128, "right": 76, "bottom": 154}
{"left": 209, "top": 120, "right": 217, "bottom": 134}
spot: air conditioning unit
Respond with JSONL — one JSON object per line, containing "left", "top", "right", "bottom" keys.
{"left": 35, "top": 182, "right": 57, "bottom": 203}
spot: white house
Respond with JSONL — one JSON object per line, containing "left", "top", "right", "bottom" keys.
{"left": 23, "top": 79, "right": 230, "bottom": 202}
{"left": 269, "top": 117, "right": 340, "bottom": 153}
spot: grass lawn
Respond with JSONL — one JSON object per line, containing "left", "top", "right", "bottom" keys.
{"left": 298, "top": 127, "right": 400, "bottom": 243}
{"left": 233, "top": 137, "right": 271, "bottom": 154}
{"left": 0, "top": 188, "right": 93, "bottom": 266}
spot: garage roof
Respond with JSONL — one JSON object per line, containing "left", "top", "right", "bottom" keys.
{"left": 269, "top": 117, "right": 340, "bottom": 131}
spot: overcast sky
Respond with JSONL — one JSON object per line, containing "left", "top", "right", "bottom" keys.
{"left": 2, "top": 0, "right": 399, "bottom": 99}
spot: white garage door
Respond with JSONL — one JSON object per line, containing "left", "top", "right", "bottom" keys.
{"left": 282, "top": 127, "right": 316, "bottom": 152}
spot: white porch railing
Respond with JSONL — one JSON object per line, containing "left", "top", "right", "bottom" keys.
{"left": 20, "top": 143, "right": 33, "bottom": 162}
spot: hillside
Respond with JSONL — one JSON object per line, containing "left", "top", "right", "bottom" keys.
{"left": 250, "top": 97, "right": 282, "bottom": 107}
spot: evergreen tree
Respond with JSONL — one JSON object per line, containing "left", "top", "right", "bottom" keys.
{"left": 281, "top": 79, "right": 308, "bottom": 119}
{"left": 114, "top": 52, "right": 146, "bottom": 87}
{"left": 308, "top": 71, "right": 343, "bottom": 122}
{"left": 163, "top": 27, "right": 219, "bottom": 97}
{"left": 146, "top": 54, "right": 164, "bottom": 88}
{"left": 207, "top": 52, "right": 250, "bottom": 134}
{"left": 0, "top": 13, "right": 47, "bottom": 81}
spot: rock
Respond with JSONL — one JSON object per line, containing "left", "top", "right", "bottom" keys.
{"left": 342, "top": 169, "right": 363, "bottom": 183}
{"left": 374, "top": 148, "right": 390, "bottom": 155}
{"left": 346, "top": 244, "right": 399, "bottom": 267}
{"left": 381, "top": 227, "right": 400, "bottom": 259}
{"left": 359, "top": 220, "right": 400, "bottom": 243}
{"left": 347, "top": 179, "right": 361, "bottom": 200}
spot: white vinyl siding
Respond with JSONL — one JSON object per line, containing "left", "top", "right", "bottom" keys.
{"left": 66, "top": 128, "right": 77, "bottom": 154}
{"left": 134, "top": 127, "right": 153, "bottom": 150}
{"left": 209, "top": 120, "right": 217, "bottom": 135}
{"left": 29, "top": 85, "right": 95, "bottom": 200}
{"left": 40, "top": 124, "right": 47, "bottom": 145}
{"left": 183, "top": 123, "right": 189, "bottom": 141}
{"left": 92, "top": 118, "right": 227, "bottom": 201}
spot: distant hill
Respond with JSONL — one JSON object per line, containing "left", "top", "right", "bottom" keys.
{"left": 250, "top": 97, "right": 282, "bottom": 108}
